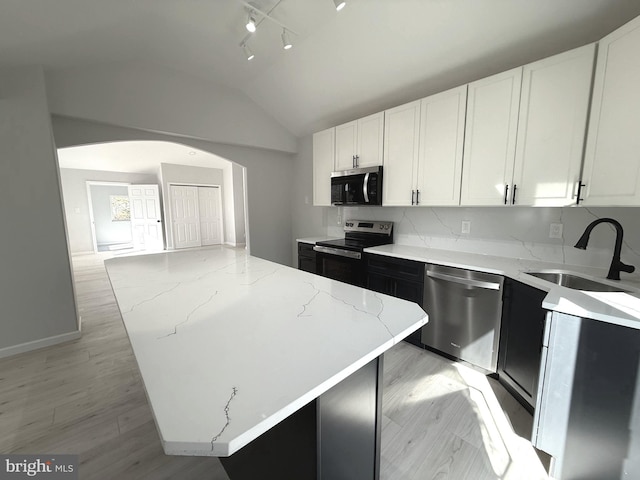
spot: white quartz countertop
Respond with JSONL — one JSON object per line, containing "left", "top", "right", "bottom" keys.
{"left": 296, "top": 236, "right": 339, "bottom": 245}
{"left": 365, "top": 244, "right": 640, "bottom": 330}
{"left": 104, "top": 247, "right": 427, "bottom": 457}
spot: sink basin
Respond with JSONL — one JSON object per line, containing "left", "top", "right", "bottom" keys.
{"left": 523, "top": 271, "right": 629, "bottom": 292}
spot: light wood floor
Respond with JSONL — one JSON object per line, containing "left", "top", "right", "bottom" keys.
{"left": 0, "top": 252, "right": 549, "bottom": 479}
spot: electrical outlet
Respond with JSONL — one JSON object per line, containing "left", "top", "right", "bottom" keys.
{"left": 461, "top": 220, "right": 471, "bottom": 234}
{"left": 304, "top": 196, "right": 309, "bottom": 205}
{"left": 549, "top": 223, "right": 563, "bottom": 239}
{"left": 337, "top": 214, "right": 342, "bottom": 226}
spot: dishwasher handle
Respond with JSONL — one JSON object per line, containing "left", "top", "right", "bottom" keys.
{"left": 426, "top": 270, "right": 501, "bottom": 290}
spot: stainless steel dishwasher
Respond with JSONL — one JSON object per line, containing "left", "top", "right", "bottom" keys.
{"left": 421, "top": 264, "right": 504, "bottom": 372}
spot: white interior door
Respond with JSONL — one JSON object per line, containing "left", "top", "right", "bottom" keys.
{"left": 128, "top": 184, "right": 163, "bottom": 251}
{"left": 198, "top": 187, "right": 222, "bottom": 246}
{"left": 170, "top": 185, "right": 201, "bottom": 249}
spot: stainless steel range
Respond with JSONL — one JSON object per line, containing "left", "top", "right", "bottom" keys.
{"left": 313, "top": 220, "right": 393, "bottom": 286}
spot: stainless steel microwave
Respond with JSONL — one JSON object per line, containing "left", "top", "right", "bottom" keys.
{"left": 330, "top": 166, "right": 383, "bottom": 206}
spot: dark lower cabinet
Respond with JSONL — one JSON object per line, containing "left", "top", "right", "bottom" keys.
{"left": 298, "top": 242, "right": 317, "bottom": 274}
{"left": 497, "top": 278, "right": 547, "bottom": 413}
{"left": 365, "top": 254, "right": 425, "bottom": 347}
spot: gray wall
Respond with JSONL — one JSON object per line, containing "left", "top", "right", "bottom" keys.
{"left": 232, "top": 163, "right": 246, "bottom": 246}
{"left": 53, "top": 116, "right": 295, "bottom": 266}
{"left": 90, "top": 184, "right": 131, "bottom": 248}
{"left": 0, "top": 67, "right": 78, "bottom": 350}
{"left": 59, "top": 168, "right": 159, "bottom": 254}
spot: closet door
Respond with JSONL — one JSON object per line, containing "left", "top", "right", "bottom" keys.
{"left": 198, "top": 187, "right": 222, "bottom": 246}
{"left": 170, "top": 185, "right": 201, "bottom": 249}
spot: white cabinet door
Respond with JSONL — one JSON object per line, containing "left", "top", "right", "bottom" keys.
{"left": 335, "top": 120, "right": 357, "bottom": 170}
{"left": 312, "top": 128, "right": 335, "bottom": 206}
{"left": 460, "top": 68, "right": 522, "bottom": 206}
{"left": 582, "top": 15, "right": 640, "bottom": 205}
{"left": 415, "top": 86, "right": 467, "bottom": 206}
{"left": 170, "top": 185, "right": 201, "bottom": 249}
{"left": 356, "top": 112, "right": 385, "bottom": 168}
{"left": 512, "top": 44, "right": 595, "bottom": 206}
{"left": 334, "top": 112, "right": 384, "bottom": 170}
{"left": 382, "top": 100, "right": 421, "bottom": 206}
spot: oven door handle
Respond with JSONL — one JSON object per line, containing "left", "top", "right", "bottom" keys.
{"left": 313, "top": 245, "right": 362, "bottom": 260}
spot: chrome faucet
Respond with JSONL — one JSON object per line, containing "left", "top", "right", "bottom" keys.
{"left": 574, "top": 218, "right": 636, "bottom": 280}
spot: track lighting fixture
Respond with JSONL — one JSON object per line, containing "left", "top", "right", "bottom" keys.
{"left": 281, "top": 29, "right": 292, "bottom": 50}
{"left": 246, "top": 10, "right": 257, "bottom": 33}
{"left": 242, "top": 43, "right": 254, "bottom": 61}
{"left": 333, "top": 0, "right": 346, "bottom": 11}
{"left": 236, "top": 1, "right": 301, "bottom": 60}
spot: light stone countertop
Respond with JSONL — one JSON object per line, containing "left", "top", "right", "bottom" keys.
{"left": 365, "top": 244, "right": 640, "bottom": 330}
{"left": 296, "top": 236, "right": 339, "bottom": 245}
{"left": 104, "top": 246, "right": 427, "bottom": 457}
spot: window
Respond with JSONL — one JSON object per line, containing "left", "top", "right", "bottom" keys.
{"left": 110, "top": 195, "right": 131, "bottom": 221}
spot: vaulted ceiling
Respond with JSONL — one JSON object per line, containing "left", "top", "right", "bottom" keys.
{"left": 3, "top": 0, "right": 640, "bottom": 137}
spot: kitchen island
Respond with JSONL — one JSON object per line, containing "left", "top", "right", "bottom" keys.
{"left": 105, "top": 246, "right": 428, "bottom": 479}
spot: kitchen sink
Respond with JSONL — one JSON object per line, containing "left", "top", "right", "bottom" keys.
{"left": 523, "top": 271, "right": 629, "bottom": 292}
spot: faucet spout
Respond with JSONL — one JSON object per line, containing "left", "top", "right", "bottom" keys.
{"left": 573, "top": 218, "right": 635, "bottom": 280}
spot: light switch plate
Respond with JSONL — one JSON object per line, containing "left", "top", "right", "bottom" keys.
{"left": 549, "top": 223, "right": 563, "bottom": 239}
{"left": 461, "top": 220, "right": 471, "bottom": 234}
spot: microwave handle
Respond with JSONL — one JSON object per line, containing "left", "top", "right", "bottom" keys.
{"left": 363, "top": 172, "right": 370, "bottom": 203}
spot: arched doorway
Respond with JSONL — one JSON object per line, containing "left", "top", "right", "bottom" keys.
{"left": 57, "top": 140, "right": 248, "bottom": 256}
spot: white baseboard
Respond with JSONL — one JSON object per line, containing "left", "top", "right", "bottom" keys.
{"left": 71, "top": 251, "right": 95, "bottom": 256}
{"left": 0, "top": 328, "right": 82, "bottom": 359}
{"left": 225, "top": 242, "right": 246, "bottom": 247}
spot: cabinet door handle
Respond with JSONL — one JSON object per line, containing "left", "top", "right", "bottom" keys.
{"left": 576, "top": 182, "right": 586, "bottom": 205}
{"left": 352, "top": 155, "right": 356, "bottom": 168}
{"left": 416, "top": 189, "right": 420, "bottom": 205}
{"left": 355, "top": 155, "right": 359, "bottom": 167}
{"left": 411, "top": 190, "right": 415, "bottom": 205}
{"left": 504, "top": 184, "right": 509, "bottom": 205}
{"left": 512, "top": 184, "right": 517, "bottom": 205}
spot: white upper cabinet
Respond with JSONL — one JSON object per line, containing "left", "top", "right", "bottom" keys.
{"left": 313, "top": 128, "right": 335, "bottom": 206}
{"left": 383, "top": 86, "right": 467, "bottom": 206}
{"left": 461, "top": 45, "right": 595, "bottom": 206}
{"left": 461, "top": 68, "right": 523, "bottom": 206}
{"left": 382, "top": 100, "right": 421, "bottom": 206}
{"left": 512, "top": 44, "right": 595, "bottom": 206}
{"left": 335, "top": 120, "right": 358, "bottom": 170}
{"left": 335, "top": 112, "right": 384, "bottom": 170}
{"left": 416, "top": 86, "right": 467, "bottom": 206}
{"left": 582, "top": 16, "right": 640, "bottom": 205}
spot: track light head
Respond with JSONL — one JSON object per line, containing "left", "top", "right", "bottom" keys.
{"left": 246, "top": 10, "right": 257, "bottom": 33}
{"left": 333, "top": 0, "right": 346, "bottom": 11}
{"left": 281, "top": 29, "right": 292, "bottom": 50}
{"left": 242, "top": 43, "right": 254, "bottom": 61}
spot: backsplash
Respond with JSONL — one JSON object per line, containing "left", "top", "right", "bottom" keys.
{"left": 324, "top": 206, "right": 640, "bottom": 279}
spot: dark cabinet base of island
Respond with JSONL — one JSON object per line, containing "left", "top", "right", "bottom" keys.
{"left": 220, "top": 356, "right": 383, "bottom": 480}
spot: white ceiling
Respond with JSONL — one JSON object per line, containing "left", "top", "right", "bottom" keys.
{"left": 4, "top": 0, "right": 640, "bottom": 138}
{"left": 57, "top": 141, "right": 232, "bottom": 175}
{"left": 6, "top": 0, "right": 640, "bottom": 171}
